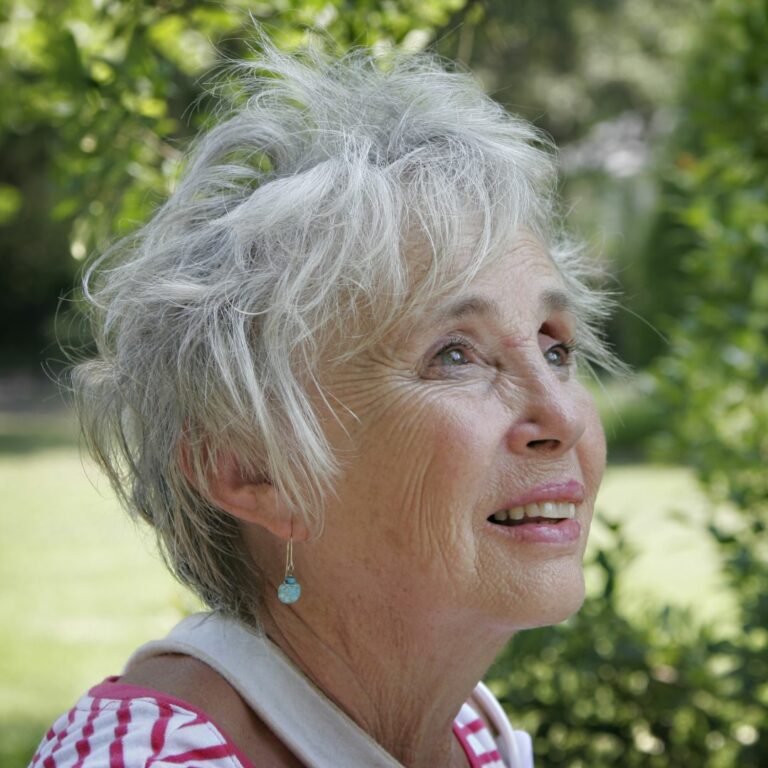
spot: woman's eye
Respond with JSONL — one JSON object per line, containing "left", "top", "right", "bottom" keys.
{"left": 544, "top": 342, "right": 574, "bottom": 367}
{"left": 436, "top": 346, "right": 470, "bottom": 366}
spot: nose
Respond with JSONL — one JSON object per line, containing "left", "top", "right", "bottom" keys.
{"left": 504, "top": 372, "right": 587, "bottom": 457}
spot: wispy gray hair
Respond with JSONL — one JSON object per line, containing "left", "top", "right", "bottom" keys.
{"left": 71, "top": 40, "right": 617, "bottom": 626}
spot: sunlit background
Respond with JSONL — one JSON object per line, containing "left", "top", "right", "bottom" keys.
{"left": 1, "top": 1, "right": 766, "bottom": 766}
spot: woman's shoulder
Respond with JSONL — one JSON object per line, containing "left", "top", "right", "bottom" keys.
{"left": 31, "top": 656, "right": 530, "bottom": 768}
{"left": 30, "top": 654, "right": 305, "bottom": 768}
{"left": 30, "top": 676, "right": 253, "bottom": 768}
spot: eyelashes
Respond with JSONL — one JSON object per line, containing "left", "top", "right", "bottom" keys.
{"left": 428, "top": 334, "right": 579, "bottom": 371}
{"left": 544, "top": 338, "right": 578, "bottom": 367}
{"left": 430, "top": 335, "right": 478, "bottom": 368}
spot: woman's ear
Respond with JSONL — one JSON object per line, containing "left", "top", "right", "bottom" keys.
{"left": 179, "top": 446, "right": 309, "bottom": 542}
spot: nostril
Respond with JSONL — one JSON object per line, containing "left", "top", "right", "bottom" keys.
{"left": 527, "top": 438, "right": 561, "bottom": 451}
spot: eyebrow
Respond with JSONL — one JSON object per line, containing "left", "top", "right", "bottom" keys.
{"left": 541, "top": 289, "right": 574, "bottom": 313}
{"left": 437, "top": 288, "right": 574, "bottom": 321}
{"left": 438, "top": 296, "right": 501, "bottom": 321}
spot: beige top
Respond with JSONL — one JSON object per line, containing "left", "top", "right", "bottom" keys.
{"left": 126, "top": 611, "right": 532, "bottom": 767}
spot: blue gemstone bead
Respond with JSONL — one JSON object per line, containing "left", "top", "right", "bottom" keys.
{"left": 277, "top": 575, "right": 301, "bottom": 604}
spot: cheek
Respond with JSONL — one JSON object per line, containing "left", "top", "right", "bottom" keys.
{"left": 346, "top": 388, "right": 499, "bottom": 549}
{"left": 372, "top": 393, "right": 491, "bottom": 501}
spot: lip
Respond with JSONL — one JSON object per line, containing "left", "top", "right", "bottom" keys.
{"left": 489, "top": 517, "right": 582, "bottom": 545}
{"left": 491, "top": 478, "right": 585, "bottom": 550}
{"left": 499, "top": 479, "right": 585, "bottom": 510}
{"left": 486, "top": 479, "right": 586, "bottom": 548}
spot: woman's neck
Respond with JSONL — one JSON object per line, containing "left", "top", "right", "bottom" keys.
{"left": 262, "top": 600, "right": 509, "bottom": 768}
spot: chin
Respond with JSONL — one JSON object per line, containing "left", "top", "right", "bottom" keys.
{"left": 505, "top": 564, "right": 587, "bottom": 631}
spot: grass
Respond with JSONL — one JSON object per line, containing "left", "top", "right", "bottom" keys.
{"left": 0, "top": 408, "right": 736, "bottom": 767}
{"left": 593, "top": 465, "right": 735, "bottom": 625}
{"left": 0, "top": 418, "right": 193, "bottom": 765}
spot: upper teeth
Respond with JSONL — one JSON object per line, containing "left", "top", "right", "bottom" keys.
{"left": 492, "top": 502, "right": 576, "bottom": 522}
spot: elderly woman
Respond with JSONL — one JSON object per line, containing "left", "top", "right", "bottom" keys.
{"left": 32, "top": 42, "right": 614, "bottom": 768}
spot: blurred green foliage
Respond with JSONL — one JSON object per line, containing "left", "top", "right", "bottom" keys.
{"left": 490, "top": 524, "right": 765, "bottom": 767}
{"left": 655, "top": 0, "right": 768, "bottom": 514}
{"left": 0, "top": 0, "right": 464, "bottom": 360}
{"left": 1, "top": 0, "right": 464, "bottom": 250}
{"left": 591, "top": 375, "right": 667, "bottom": 461}
{"left": 651, "top": 3, "right": 768, "bottom": 760}
{"left": 438, "top": 0, "right": 699, "bottom": 144}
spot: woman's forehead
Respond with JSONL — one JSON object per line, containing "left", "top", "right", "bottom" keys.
{"left": 435, "top": 287, "right": 573, "bottom": 326}
{"left": 325, "top": 235, "right": 570, "bottom": 363}
{"left": 374, "top": 250, "right": 572, "bottom": 355}
{"left": 424, "top": 240, "right": 569, "bottom": 322}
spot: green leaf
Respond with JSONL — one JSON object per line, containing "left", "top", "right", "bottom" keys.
{"left": 0, "top": 184, "right": 22, "bottom": 225}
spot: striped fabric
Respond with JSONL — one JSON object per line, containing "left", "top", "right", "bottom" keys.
{"left": 453, "top": 702, "right": 507, "bottom": 768}
{"left": 30, "top": 680, "right": 506, "bottom": 767}
{"left": 30, "top": 680, "right": 251, "bottom": 768}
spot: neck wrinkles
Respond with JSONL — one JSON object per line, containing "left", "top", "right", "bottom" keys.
{"left": 261, "top": 601, "right": 508, "bottom": 768}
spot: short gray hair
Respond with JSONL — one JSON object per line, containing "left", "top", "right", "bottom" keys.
{"left": 72, "top": 41, "right": 616, "bottom": 625}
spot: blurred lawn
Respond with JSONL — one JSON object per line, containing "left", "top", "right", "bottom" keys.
{"left": 0, "top": 402, "right": 736, "bottom": 767}
{"left": 0, "top": 411, "right": 192, "bottom": 765}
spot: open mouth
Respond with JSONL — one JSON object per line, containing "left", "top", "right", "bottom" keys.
{"left": 488, "top": 501, "right": 576, "bottom": 527}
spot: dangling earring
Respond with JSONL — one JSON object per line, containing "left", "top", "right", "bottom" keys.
{"left": 277, "top": 534, "right": 301, "bottom": 604}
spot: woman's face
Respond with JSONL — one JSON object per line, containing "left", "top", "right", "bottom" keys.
{"left": 300, "top": 237, "right": 606, "bottom": 634}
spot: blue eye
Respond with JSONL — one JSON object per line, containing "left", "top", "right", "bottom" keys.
{"left": 437, "top": 346, "right": 470, "bottom": 366}
{"left": 544, "top": 341, "right": 576, "bottom": 367}
{"left": 431, "top": 336, "right": 476, "bottom": 367}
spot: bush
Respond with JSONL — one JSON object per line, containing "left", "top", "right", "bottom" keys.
{"left": 489, "top": 523, "right": 764, "bottom": 766}
{"left": 653, "top": 0, "right": 768, "bottom": 725}
{"left": 654, "top": 1, "right": 768, "bottom": 512}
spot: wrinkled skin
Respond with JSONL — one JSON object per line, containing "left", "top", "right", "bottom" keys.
{"left": 286, "top": 237, "right": 605, "bottom": 634}
{"left": 254, "top": 237, "right": 607, "bottom": 765}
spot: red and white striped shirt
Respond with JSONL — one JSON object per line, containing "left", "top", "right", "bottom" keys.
{"left": 453, "top": 702, "right": 508, "bottom": 767}
{"left": 30, "top": 678, "right": 507, "bottom": 768}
